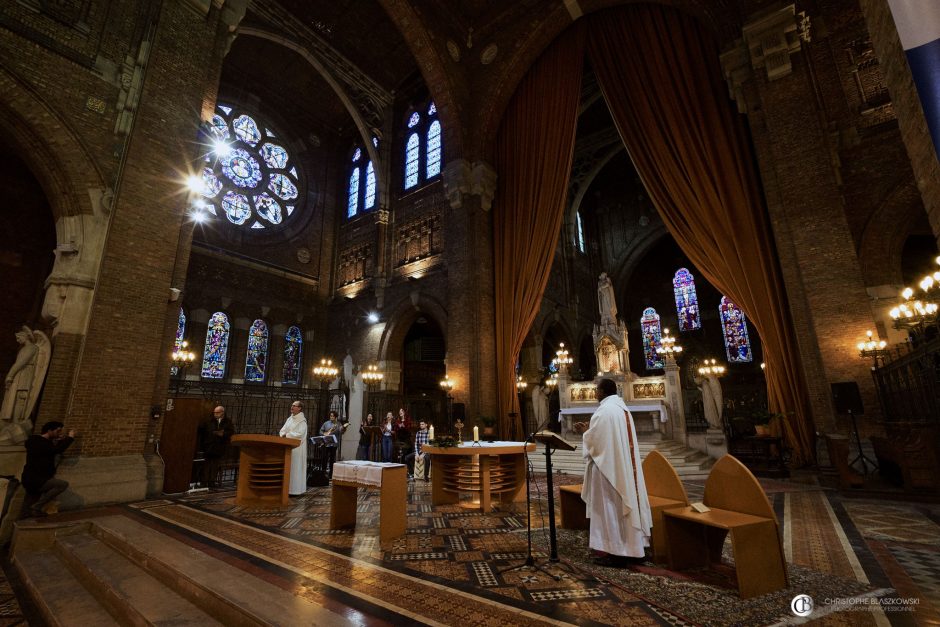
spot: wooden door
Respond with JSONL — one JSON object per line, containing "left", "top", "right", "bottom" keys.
{"left": 161, "top": 398, "right": 215, "bottom": 493}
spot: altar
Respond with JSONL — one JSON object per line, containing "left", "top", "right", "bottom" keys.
{"left": 558, "top": 400, "right": 668, "bottom": 438}
{"left": 423, "top": 441, "right": 535, "bottom": 512}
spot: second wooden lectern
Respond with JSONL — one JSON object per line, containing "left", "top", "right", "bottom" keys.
{"left": 231, "top": 434, "right": 300, "bottom": 507}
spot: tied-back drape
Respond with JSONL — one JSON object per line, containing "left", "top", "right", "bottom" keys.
{"left": 493, "top": 26, "right": 586, "bottom": 438}
{"left": 586, "top": 5, "right": 814, "bottom": 464}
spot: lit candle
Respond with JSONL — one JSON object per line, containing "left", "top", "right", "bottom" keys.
{"left": 428, "top": 425, "right": 434, "bottom": 441}
{"left": 473, "top": 426, "right": 479, "bottom": 442}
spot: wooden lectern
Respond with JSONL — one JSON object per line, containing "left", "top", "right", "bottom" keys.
{"left": 231, "top": 434, "right": 300, "bottom": 507}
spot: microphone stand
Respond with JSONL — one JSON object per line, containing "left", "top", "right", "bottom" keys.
{"left": 498, "top": 413, "right": 563, "bottom": 580}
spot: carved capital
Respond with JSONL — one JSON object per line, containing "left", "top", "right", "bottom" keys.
{"left": 442, "top": 160, "right": 497, "bottom": 211}
{"left": 741, "top": 4, "right": 809, "bottom": 82}
{"left": 719, "top": 43, "right": 752, "bottom": 113}
{"left": 375, "top": 209, "right": 389, "bottom": 225}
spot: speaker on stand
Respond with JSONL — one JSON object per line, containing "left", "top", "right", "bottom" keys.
{"left": 831, "top": 382, "right": 877, "bottom": 475}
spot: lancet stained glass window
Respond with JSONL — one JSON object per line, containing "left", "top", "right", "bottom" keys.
{"left": 174, "top": 308, "right": 186, "bottom": 353}
{"left": 673, "top": 268, "right": 701, "bottom": 331}
{"left": 198, "top": 104, "right": 303, "bottom": 231}
{"left": 576, "top": 212, "right": 585, "bottom": 253}
{"left": 244, "top": 319, "right": 269, "bottom": 382}
{"left": 402, "top": 101, "right": 442, "bottom": 192}
{"left": 404, "top": 133, "right": 420, "bottom": 189}
{"left": 719, "top": 297, "right": 753, "bottom": 363}
{"left": 640, "top": 307, "right": 665, "bottom": 370}
{"left": 426, "top": 120, "right": 441, "bottom": 178}
{"left": 347, "top": 167, "right": 360, "bottom": 218}
{"left": 201, "top": 312, "right": 230, "bottom": 379}
{"left": 365, "top": 161, "right": 376, "bottom": 209}
{"left": 283, "top": 326, "right": 303, "bottom": 384}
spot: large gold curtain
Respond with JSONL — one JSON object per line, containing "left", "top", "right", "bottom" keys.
{"left": 586, "top": 5, "right": 815, "bottom": 464}
{"left": 493, "top": 26, "right": 586, "bottom": 438}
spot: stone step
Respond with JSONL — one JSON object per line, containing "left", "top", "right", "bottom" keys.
{"left": 13, "top": 516, "right": 349, "bottom": 627}
{"left": 55, "top": 532, "right": 223, "bottom": 626}
{"left": 14, "top": 549, "right": 120, "bottom": 627}
{"left": 546, "top": 437, "right": 717, "bottom": 479}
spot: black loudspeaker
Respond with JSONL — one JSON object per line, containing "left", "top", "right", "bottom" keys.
{"left": 452, "top": 402, "right": 466, "bottom": 423}
{"left": 831, "top": 382, "right": 864, "bottom": 415}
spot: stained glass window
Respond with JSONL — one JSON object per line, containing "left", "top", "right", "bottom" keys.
{"left": 244, "top": 319, "right": 269, "bottom": 382}
{"left": 719, "top": 297, "right": 752, "bottom": 363}
{"left": 408, "top": 112, "right": 420, "bottom": 128}
{"left": 673, "top": 268, "right": 701, "bottom": 331}
{"left": 576, "top": 212, "right": 585, "bottom": 253}
{"left": 197, "top": 104, "right": 303, "bottom": 231}
{"left": 640, "top": 307, "right": 665, "bottom": 370}
{"left": 283, "top": 326, "right": 303, "bottom": 384}
{"left": 426, "top": 120, "right": 441, "bottom": 179}
{"left": 348, "top": 167, "right": 360, "bottom": 217}
{"left": 404, "top": 133, "right": 420, "bottom": 189}
{"left": 365, "top": 161, "right": 376, "bottom": 209}
{"left": 201, "top": 312, "right": 230, "bottom": 379}
{"left": 174, "top": 308, "right": 186, "bottom": 353}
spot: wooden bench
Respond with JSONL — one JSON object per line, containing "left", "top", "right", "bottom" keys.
{"left": 559, "top": 484, "right": 588, "bottom": 529}
{"left": 643, "top": 450, "right": 689, "bottom": 562}
{"left": 664, "top": 455, "right": 787, "bottom": 599}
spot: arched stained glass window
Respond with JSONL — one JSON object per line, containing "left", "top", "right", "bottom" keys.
{"left": 640, "top": 307, "right": 665, "bottom": 370}
{"left": 719, "top": 297, "right": 752, "bottom": 363}
{"left": 347, "top": 167, "right": 360, "bottom": 217}
{"left": 197, "top": 104, "right": 303, "bottom": 231}
{"left": 244, "top": 319, "right": 269, "bottom": 382}
{"left": 426, "top": 120, "right": 441, "bottom": 179}
{"left": 576, "top": 212, "right": 585, "bottom": 253}
{"left": 283, "top": 326, "right": 303, "bottom": 384}
{"left": 364, "top": 161, "right": 376, "bottom": 209}
{"left": 673, "top": 268, "right": 701, "bottom": 331}
{"left": 404, "top": 133, "right": 420, "bottom": 189}
{"left": 201, "top": 312, "right": 230, "bottom": 379}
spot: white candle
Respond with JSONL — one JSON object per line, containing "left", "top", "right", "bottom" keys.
{"left": 428, "top": 425, "right": 434, "bottom": 441}
{"left": 473, "top": 426, "right": 479, "bottom": 442}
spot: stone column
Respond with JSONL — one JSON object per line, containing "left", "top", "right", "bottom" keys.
{"left": 720, "top": 5, "right": 881, "bottom": 434}
{"left": 442, "top": 160, "right": 498, "bottom": 423}
{"left": 662, "top": 353, "right": 686, "bottom": 444}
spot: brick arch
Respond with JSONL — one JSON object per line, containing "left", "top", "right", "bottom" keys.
{"left": 476, "top": 0, "right": 719, "bottom": 161}
{"left": 375, "top": 0, "right": 465, "bottom": 160}
{"left": 377, "top": 292, "right": 449, "bottom": 365}
{"left": 0, "top": 66, "right": 106, "bottom": 220}
{"left": 610, "top": 224, "right": 670, "bottom": 307}
{"left": 858, "top": 180, "right": 928, "bottom": 286}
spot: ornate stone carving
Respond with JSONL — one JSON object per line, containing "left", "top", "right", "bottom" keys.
{"left": 741, "top": 4, "right": 808, "bottom": 82}
{"left": 442, "top": 160, "right": 497, "bottom": 211}
{"left": 338, "top": 244, "right": 371, "bottom": 286}
{"left": 395, "top": 213, "right": 442, "bottom": 267}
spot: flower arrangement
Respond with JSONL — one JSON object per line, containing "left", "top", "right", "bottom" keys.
{"left": 429, "top": 435, "right": 460, "bottom": 448}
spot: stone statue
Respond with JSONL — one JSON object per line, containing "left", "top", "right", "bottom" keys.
{"left": 0, "top": 326, "right": 52, "bottom": 445}
{"left": 597, "top": 272, "right": 617, "bottom": 326}
{"left": 693, "top": 370, "right": 724, "bottom": 430}
{"left": 597, "top": 337, "right": 618, "bottom": 373}
{"left": 531, "top": 385, "right": 550, "bottom": 428}
{"left": 343, "top": 351, "right": 354, "bottom": 393}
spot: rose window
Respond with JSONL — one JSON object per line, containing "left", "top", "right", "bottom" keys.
{"left": 196, "top": 104, "right": 302, "bottom": 230}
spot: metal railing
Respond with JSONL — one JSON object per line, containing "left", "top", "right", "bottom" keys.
{"left": 872, "top": 334, "right": 940, "bottom": 425}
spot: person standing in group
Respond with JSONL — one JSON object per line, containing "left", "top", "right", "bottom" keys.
{"left": 319, "top": 410, "right": 345, "bottom": 477}
{"left": 357, "top": 413, "right": 376, "bottom": 460}
{"left": 405, "top": 420, "right": 430, "bottom": 481}
{"left": 381, "top": 411, "right": 395, "bottom": 462}
{"left": 394, "top": 408, "right": 411, "bottom": 463}
{"left": 199, "top": 405, "right": 235, "bottom": 488}
{"left": 279, "top": 401, "right": 308, "bottom": 496}
{"left": 573, "top": 378, "right": 652, "bottom": 567}
{"left": 21, "top": 421, "right": 75, "bottom": 517}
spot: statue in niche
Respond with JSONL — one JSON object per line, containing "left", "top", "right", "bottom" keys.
{"left": 0, "top": 326, "right": 52, "bottom": 445}
{"left": 597, "top": 337, "right": 618, "bottom": 373}
{"left": 693, "top": 369, "right": 724, "bottom": 430}
{"left": 597, "top": 272, "right": 618, "bottom": 326}
{"left": 531, "top": 384, "right": 551, "bottom": 429}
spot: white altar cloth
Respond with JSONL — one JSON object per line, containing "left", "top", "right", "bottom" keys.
{"left": 332, "top": 461, "right": 405, "bottom": 486}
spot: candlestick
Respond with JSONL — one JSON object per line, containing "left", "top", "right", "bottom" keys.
{"left": 473, "top": 426, "right": 479, "bottom": 442}
{"left": 428, "top": 425, "right": 434, "bottom": 441}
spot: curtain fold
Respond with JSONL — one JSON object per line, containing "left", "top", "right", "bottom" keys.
{"left": 493, "top": 25, "right": 586, "bottom": 437}
{"left": 587, "top": 5, "right": 815, "bottom": 464}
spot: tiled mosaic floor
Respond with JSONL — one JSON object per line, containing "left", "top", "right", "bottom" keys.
{"left": 4, "top": 473, "right": 938, "bottom": 625}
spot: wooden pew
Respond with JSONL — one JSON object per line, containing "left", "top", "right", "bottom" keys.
{"left": 642, "top": 450, "right": 689, "bottom": 562}
{"left": 559, "top": 485, "right": 588, "bottom": 530}
{"left": 663, "top": 454, "right": 787, "bottom": 599}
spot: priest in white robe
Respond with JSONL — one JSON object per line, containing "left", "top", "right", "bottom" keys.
{"left": 279, "top": 400, "right": 308, "bottom": 496}
{"left": 575, "top": 378, "right": 652, "bottom": 564}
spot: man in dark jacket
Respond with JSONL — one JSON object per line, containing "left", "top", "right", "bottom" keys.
{"left": 199, "top": 405, "right": 235, "bottom": 488}
{"left": 22, "top": 421, "right": 75, "bottom": 517}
